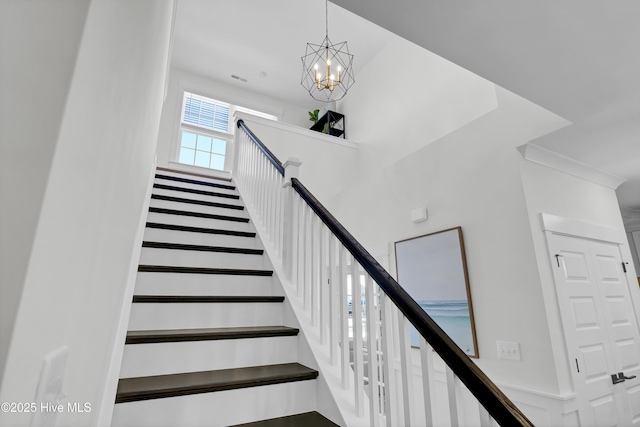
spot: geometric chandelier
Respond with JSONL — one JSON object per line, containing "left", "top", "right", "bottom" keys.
{"left": 301, "top": 0, "right": 355, "bottom": 102}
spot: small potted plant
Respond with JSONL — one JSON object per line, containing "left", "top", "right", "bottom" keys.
{"left": 308, "top": 109, "right": 320, "bottom": 124}
{"left": 309, "top": 109, "right": 331, "bottom": 133}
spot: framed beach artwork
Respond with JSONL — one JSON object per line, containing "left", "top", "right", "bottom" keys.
{"left": 394, "top": 227, "right": 479, "bottom": 358}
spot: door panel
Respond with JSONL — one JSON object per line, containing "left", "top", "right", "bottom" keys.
{"left": 548, "top": 233, "right": 640, "bottom": 426}
{"left": 590, "top": 241, "right": 640, "bottom": 425}
{"left": 591, "top": 395, "right": 618, "bottom": 427}
{"left": 625, "top": 383, "right": 640, "bottom": 423}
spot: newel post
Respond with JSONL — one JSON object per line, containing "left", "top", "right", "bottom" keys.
{"left": 281, "top": 157, "right": 302, "bottom": 281}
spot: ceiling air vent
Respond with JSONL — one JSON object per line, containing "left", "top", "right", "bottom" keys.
{"left": 231, "top": 75, "right": 248, "bottom": 83}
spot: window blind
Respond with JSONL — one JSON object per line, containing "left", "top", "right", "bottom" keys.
{"left": 183, "top": 92, "right": 230, "bottom": 132}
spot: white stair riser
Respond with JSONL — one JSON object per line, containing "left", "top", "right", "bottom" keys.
{"left": 138, "top": 248, "right": 271, "bottom": 270}
{"left": 111, "top": 380, "right": 316, "bottom": 427}
{"left": 155, "top": 170, "right": 233, "bottom": 186}
{"left": 134, "top": 272, "right": 274, "bottom": 296}
{"left": 119, "top": 336, "right": 298, "bottom": 378}
{"left": 155, "top": 179, "right": 238, "bottom": 197}
{"left": 143, "top": 227, "right": 259, "bottom": 248}
{"left": 149, "top": 198, "right": 249, "bottom": 218}
{"left": 153, "top": 188, "right": 244, "bottom": 207}
{"left": 128, "top": 302, "right": 283, "bottom": 330}
{"left": 146, "top": 212, "right": 252, "bottom": 232}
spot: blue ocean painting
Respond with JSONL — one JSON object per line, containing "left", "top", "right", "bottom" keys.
{"left": 411, "top": 300, "right": 474, "bottom": 355}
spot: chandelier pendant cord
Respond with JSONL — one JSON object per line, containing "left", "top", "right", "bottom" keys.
{"left": 325, "top": 0, "right": 329, "bottom": 39}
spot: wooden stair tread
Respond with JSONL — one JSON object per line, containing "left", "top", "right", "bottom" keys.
{"left": 153, "top": 183, "right": 240, "bottom": 200}
{"left": 151, "top": 194, "right": 244, "bottom": 210}
{"left": 137, "top": 265, "right": 273, "bottom": 276}
{"left": 148, "top": 207, "right": 249, "bottom": 223}
{"left": 156, "top": 167, "right": 233, "bottom": 183}
{"left": 115, "top": 363, "right": 318, "bottom": 403}
{"left": 145, "top": 222, "right": 256, "bottom": 237}
{"left": 142, "top": 241, "right": 263, "bottom": 255}
{"left": 126, "top": 326, "right": 299, "bottom": 344}
{"left": 132, "top": 295, "right": 284, "bottom": 303}
{"left": 230, "top": 411, "right": 339, "bottom": 427}
{"left": 155, "top": 173, "right": 236, "bottom": 190}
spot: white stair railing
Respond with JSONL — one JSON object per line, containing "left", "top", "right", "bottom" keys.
{"left": 233, "top": 120, "right": 533, "bottom": 427}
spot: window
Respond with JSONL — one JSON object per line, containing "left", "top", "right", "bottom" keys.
{"left": 177, "top": 92, "right": 277, "bottom": 171}
{"left": 178, "top": 132, "right": 226, "bottom": 170}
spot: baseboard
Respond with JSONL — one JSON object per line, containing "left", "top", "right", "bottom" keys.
{"left": 96, "top": 161, "right": 156, "bottom": 426}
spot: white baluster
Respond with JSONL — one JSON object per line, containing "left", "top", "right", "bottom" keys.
{"left": 271, "top": 169, "right": 277, "bottom": 245}
{"left": 299, "top": 202, "right": 308, "bottom": 305}
{"left": 339, "top": 244, "right": 350, "bottom": 389}
{"left": 446, "top": 366, "right": 459, "bottom": 427}
{"left": 419, "top": 337, "right": 434, "bottom": 427}
{"left": 244, "top": 141, "right": 251, "bottom": 203}
{"left": 307, "top": 205, "right": 315, "bottom": 313}
{"left": 247, "top": 143, "right": 254, "bottom": 208}
{"left": 365, "top": 275, "right": 381, "bottom": 427}
{"left": 351, "top": 256, "right": 365, "bottom": 416}
{"left": 479, "top": 404, "right": 493, "bottom": 427}
{"left": 398, "top": 311, "right": 414, "bottom": 426}
{"left": 275, "top": 174, "right": 283, "bottom": 261}
{"left": 310, "top": 212, "right": 317, "bottom": 326}
{"left": 246, "top": 141, "right": 252, "bottom": 202}
{"left": 319, "top": 223, "right": 327, "bottom": 343}
{"left": 328, "top": 234, "right": 338, "bottom": 363}
{"left": 265, "top": 164, "right": 272, "bottom": 239}
{"left": 380, "top": 293, "right": 398, "bottom": 427}
{"left": 270, "top": 167, "right": 276, "bottom": 243}
{"left": 266, "top": 158, "right": 271, "bottom": 227}
{"left": 295, "top": 195, "right": 303, "bottom": 296}
{"left": 256, "top": 153, "right": 263, "bottom": 219}
{"left": 249, "top": 144, "right": 257, "bottom": 209}
{"left": 259, "top": 155, "right": 266, "bottom": 220}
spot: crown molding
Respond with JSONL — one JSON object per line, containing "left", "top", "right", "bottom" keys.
{"left": 518, "top": 143, "right": 627, "bottom": 190}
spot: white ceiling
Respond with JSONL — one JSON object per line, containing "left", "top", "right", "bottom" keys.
{"left": 171, "top": 0, "right": 393, "bottom": 108}
{"left": 172, "top": 0, "right": 639, "bottom": 212}
{"left": 331, "top": 0, "right": 640, "bottom": 213}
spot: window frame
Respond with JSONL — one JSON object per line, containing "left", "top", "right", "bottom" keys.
{"left": 177, "top": 129, "right": 228, "bottom": 171}
{"left": 173, "top": 90, "right": 279, "bottom": 172}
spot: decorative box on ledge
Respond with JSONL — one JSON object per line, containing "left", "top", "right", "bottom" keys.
{"left": 310, "top": 110, "right": 345, "bottom": 139}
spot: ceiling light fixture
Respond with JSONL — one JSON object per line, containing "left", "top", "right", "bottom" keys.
{"left": 301, "top": 0, "right": 354, "bottom": 102}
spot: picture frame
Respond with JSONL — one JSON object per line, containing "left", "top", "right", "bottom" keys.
{"left": 394, "top": 227, "right": 479, "bottom": 358}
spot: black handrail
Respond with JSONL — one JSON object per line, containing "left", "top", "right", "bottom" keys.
{"left": 291, "top": 178, "right": 533, "bottom": 427}
{"left": 237, "top": 119, "right": 285, "bottom": 176}
{"left": 236, "top": 121, "right": 533, "bottom": 426}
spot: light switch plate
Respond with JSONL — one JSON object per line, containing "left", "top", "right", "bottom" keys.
{"left": 497, "top": 340, "right": 521, "bottom": 361}
{"left": 31, "top": 346, "right": 69, "bottom": 427}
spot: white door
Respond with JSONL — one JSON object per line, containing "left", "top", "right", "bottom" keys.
{"left": 548, "top": 233, "right": 640, "bottom": 426}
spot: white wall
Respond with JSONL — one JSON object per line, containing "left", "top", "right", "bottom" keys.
{"left": 0, "top": 1, "right": 173, "bottom": 426}
{"left": 0, "top": 0, "right": 90, "bottom": 388}
{"left": 520, "top": 160, "right": 640, "bottom": 394}
{"left": 339, "top": 36, "right": 498, "bottom": 167}
{"left": 156, "top": 68, "right": 312, "bottom": 169}
{"left": 326, "top": 36, "right": 572, "bottom": 394}
{"left": 234, "top": 114, "right": 358, "bottom": 204}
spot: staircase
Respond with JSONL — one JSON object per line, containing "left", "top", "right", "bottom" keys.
{"left": 111, "top": 168, "right": 338, "bottom": 427}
